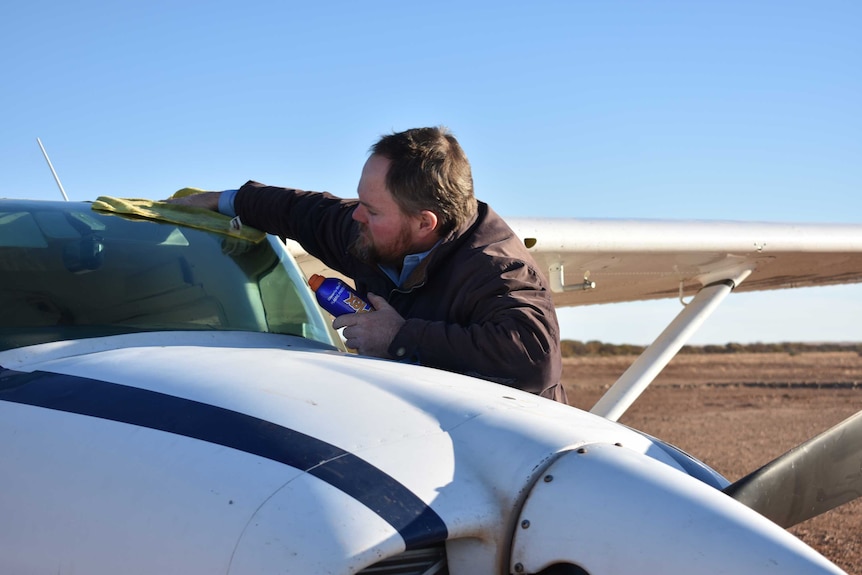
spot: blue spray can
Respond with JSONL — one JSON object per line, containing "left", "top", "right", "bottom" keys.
{"left": 308, "top": 274, "right": 373, "bottom": 316}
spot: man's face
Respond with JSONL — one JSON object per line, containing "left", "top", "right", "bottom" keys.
{"left": 351, "top": 155, "right": 420, "bottom": 266}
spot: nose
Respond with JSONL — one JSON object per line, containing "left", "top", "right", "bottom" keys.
{"left": 352, "top": 204, "right": 367, "bottom": 224}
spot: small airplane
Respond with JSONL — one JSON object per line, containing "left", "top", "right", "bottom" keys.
{"left": 1, "top": 191, "right": 860, "bottom": 574}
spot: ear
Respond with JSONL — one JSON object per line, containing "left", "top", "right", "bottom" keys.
{"left": 415, "top": 210, "right": 439, "bottom": 238}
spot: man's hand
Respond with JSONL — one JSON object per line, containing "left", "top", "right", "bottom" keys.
{"left": 332, "top": 293, "right": 405, "bottom": 358}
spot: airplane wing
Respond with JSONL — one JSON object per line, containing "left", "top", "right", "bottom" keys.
{"left": 509, "top": 218, "right": 862, "bottom": 308}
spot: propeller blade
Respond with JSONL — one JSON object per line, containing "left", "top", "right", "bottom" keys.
{"left": 723, "top": 410, "right": 862, "bottom": 528}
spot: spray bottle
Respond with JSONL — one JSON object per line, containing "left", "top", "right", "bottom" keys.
{"left": 308, "top": 274, "right": 373, "bottom": 316}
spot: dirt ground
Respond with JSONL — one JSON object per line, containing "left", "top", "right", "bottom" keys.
{"left": 561, "top": 351, "right": 862, "bottom": 574}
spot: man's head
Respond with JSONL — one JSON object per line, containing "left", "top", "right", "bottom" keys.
{"left": 371, "top": 126, "right": 476, "bottom": 236}
{"left": 351, "top": 127, "right": 477, "bottom": 265}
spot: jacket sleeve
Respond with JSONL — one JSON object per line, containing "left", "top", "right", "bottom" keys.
{"left": 232, "top": 181, "right": 360, "bottom": 274}
{"left": 387, "top": 260, "right": 562, "bottom": 396}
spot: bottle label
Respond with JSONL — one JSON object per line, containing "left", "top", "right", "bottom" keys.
{"left": 328, "top": 284, "right": 371, "bottom": 313}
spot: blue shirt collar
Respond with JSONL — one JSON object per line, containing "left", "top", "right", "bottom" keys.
{"left": 379, "top": 242, "right": 440, "bottom": 287}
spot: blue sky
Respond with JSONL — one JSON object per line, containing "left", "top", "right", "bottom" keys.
{"left": 3, "top": 1, "right": 860, "bottom": 344}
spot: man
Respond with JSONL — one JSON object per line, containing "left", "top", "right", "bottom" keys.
{"left": 170, "top": 127, "right": 566, "bottom": 403}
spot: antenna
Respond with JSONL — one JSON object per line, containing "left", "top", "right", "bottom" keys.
{"left": 36, "top": 137, "right": 70, "bottom": 201}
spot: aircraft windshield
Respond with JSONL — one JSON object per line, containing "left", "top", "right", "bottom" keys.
{"left": 0, "top": 200, "right": 340, "bottom": 351}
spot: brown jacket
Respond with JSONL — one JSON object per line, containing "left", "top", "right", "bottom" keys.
{"left": 234, "top": 181, "right": 566, "bottom": 403}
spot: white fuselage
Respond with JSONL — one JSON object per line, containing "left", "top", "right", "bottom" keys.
{"left": 0, "top": 332, "right": 844, "bottom": 574}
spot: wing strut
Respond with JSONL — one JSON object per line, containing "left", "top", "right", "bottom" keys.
{"left": 590, "top": 269, "right": 752, "bottom": 422}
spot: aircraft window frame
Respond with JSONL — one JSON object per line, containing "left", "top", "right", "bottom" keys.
{"left": 0, "top": 202, "right": 341, "bottom": 351}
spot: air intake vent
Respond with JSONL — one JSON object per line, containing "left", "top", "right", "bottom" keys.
{"left": 357, "top": 544, "right": 448, "bottom": 575}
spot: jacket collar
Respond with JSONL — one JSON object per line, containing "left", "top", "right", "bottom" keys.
{"left": 398, "top": 202, "right": 485, "bottom": 291}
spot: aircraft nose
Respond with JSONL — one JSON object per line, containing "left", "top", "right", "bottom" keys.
{"left": 510, "top": 444, "right": 846, "bottom": 574}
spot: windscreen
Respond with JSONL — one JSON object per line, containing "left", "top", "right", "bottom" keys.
{"left": 0, "top": 201, "right": 338, "bottom": 351}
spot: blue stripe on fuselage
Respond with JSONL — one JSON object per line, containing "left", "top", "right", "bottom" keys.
{"left": 0, "top": 365, "right": 447, "bottom": 549}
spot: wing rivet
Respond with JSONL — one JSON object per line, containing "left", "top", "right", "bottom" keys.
{"left": 521, "top": 519, "right": 531, "bottom": 529}
{"left": 544, "top": 474, "right": 554, "bottom": 483}
{"left": 514, "top": 562, "right": 525, "bottom": 573}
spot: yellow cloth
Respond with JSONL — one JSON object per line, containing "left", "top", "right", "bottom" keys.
{"left": 170, "top": 187, "right": 207, "bottom": 199}
{"left": 91, "top": 194, "right": 266, "bottom": 244}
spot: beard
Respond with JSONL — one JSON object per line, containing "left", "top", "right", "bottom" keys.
{"left": 350, "top": 222, "right": 415, "bottom": 266}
